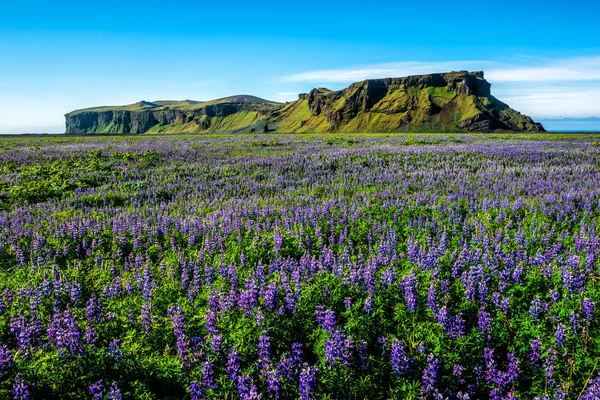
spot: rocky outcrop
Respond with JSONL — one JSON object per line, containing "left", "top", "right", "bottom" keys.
{"left": 65, "top": 97, "right": 281, "bottom": 134}
{"left": 281, "top": 71, "right": 543, "bottom": 133}
{"left": 65, "top": 110, "right": 192, "bottom": 134}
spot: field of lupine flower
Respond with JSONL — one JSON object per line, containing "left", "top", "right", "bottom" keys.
{"left": 1, "top": 133, "right": 600, "bottom": 399}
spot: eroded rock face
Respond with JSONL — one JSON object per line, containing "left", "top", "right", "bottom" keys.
{"left": 289, "top": 71, "right": 543, "bottom": 133}
{"left": 65, "top": 100, "right": 280, "bottom": 134}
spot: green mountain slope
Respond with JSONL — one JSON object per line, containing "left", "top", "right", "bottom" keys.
{"left": 65, "top": 96, "right": 281, "bottom": 134}
{"left": 269, "top": 71, "right": 544, "bottom": 133}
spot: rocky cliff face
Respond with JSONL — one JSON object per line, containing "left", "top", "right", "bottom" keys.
{"left": 273, "top": 71, "right": 544, "bottom": 133}
{"left": 65, "top": 72, "right": 544, "bottom": 134}
{"left": 65, "top": 97, "right": 281, "bottom": 134}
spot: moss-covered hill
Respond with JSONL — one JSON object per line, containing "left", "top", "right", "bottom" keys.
{"left": 64, "top": 96, "right": 282, "bottom": 134}
{"left": 65, "top": 71, "right": 544, "bottom": 134}
{"left": 270, "top": 71, "right": 544, "bottom": 133}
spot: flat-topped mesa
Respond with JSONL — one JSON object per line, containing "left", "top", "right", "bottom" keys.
{"left": 65, "top": 96, "right": 282, "bottom": 134}
{"left": 298, "top": 71, "right": 489, "bottom": 100}
{"left": 287, "top": 70, "right": 543, "bottom": 133}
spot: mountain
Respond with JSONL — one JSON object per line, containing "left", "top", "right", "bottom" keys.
{"left": 65, "top": 96, "right": 281, "bottom": 134}
{"left": 65, "top": 71, "right": 545, "bottom": 134}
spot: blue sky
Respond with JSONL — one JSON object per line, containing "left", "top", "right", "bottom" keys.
{"left": 1, "top": 0, "right": 599, "bottom": 133}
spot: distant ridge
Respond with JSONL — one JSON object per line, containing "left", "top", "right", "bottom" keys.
{"left": 65, "top": 71, "right": 544, "bottom": 134}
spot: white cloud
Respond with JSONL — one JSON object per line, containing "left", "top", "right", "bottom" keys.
{"left": 281, "top": 56, "right": 600, "bottom": 84}
{"left": 274, "top": 91, "right": 300, "bottom": 102}
{"left": 279, "top": 56, "right": 600, "bottom": 118}
{"left": 486, "top": 56, "right": 600, "bottom": 82}
{"left": 497, "top": 87, "right": 600, "bottom": 118}
{"left": 281, "top": 61, "right": 489, "bottom": 83}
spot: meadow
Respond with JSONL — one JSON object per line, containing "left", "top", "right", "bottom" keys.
{"left": 0, "top": 133, "right": 599, "bottom": 399}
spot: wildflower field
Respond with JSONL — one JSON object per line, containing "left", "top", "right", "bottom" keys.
{"left": 1, "top": 133, "right": 600, "bottom": 399}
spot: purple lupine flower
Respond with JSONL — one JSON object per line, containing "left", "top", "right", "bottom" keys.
{"left": 478, "top": 308, "right": 492, "bottom": 337}
{"left": 202, "top": 360, "right": 217, "bottom": 390}
{"left": 390, "top": 339, "right": 410, "bottom": 377}
{"left": 299, "top": 364, "right": 318, "bottom": 400}
{"left": 9, "top": 314, "right": 43, "bottom": 351}
{"left": 69, "top": 282, "right": 82, "bottom": 306}
{"left": 554, "top": 324, "right": 566, "bottom": 348}
{"left": 205, "top": 310, "right": 218, "bottom": 335}
{"left": 13, "top": 374, "right": 30, "bottom": 400}
{"left": 529, "top": 296, "right": 548, "bottom": 320}
{"left": 427, "top": 284, "right": 437, "bottom": 312}
{"left": 453, "top": 364, "right": 465, "bottom": 385}
{"left": 291, "top": 342, "right": 304, "bottom": 366}
{"left": 210, "top": 334, "right": 222, "bottom": 353}
{"left": 450, "top": 313, "right": 466, "bottom": 338}
{"left": 142, "top": 265, "right": 155, "bottom": 302}
{"left": 108, "top": 381, "right": 122, "bottom": 400}
{"left": 0, "top": 344, "right": 14, "bottom": 372}
{"left": 47, "top": 309, "right": 83, "bottom": 356}
{"left": 544, "top": 348, "right": 558, "bottom": 383}
{"left": 570, "top": 312, "right": 580, "bottom": 335}
{"left": 107, "top": 339, "right": 122, "bottom": 363}
{"left": 89, "top": 379, "right": 105, "bottom": 400}
{"left": 453, "top": 364, "right": 464, "bottom": 377}
{"left": 363, "top": 296, "right": 373, "bottom": 315}
{"left": 227, "top": 349, "right": 241, "bottom": 382}
{"left": 381, "top": 267, "right": 396, "bottom": 288}
{"left": 421, "top": 353, "right": 439, "bottom": 395}
{"left": 562, "top": 255, "right": 586, "bottom": 293}
{"left": 315, "top": 307, "right": 336, "bottom": 333}
{"left": 29, "top": 292, "right": 41, "bottom": 314}
{"left": 582, "top": 375, "right": 600, "bottom": 399}
{"left": 278, "top": 353, "right": 296, "bottom": 383}
{"left": 86, "top": 296, "right": 105, "bottom": 324}
{"left": 505, "top": 352, "right": 520, "bottom": 384}
{"left": 324, "top": 329, "right": 352, "bottom": 368}
{"left": 190, "top": 381, "right": 204, "bottom": 400}
{"left": 341, "top": 335, "right": 354, "bottom": 368}
{"left": 85, "top": 327, "right": 97, "bottom": 345}
{"left": 255, "top": 309, "right": 265, "bottom": 326}
{"left": 401, "top": 270, "right": 418, "bottom": 311}
{"left": 168, "top": 305, "right": 190, "bottom": 367}
{"left": 492, "top": 292, "right": 510, "bottom": 313}
{"left": 343, "top": 297, "right": 352, "bottom": 311}
{"left": 258, "top": 331, "right": 272, "bottom": 368}
{"left": 484, "top": 348, "right": 502, "bottom": 386}
{"left": 554, "top": 389, "right": 568, "bottom": 399}
{"left": 262, "top": 282, "right": 279, "bottom": 311}
{"left": 237, "top": 374, "right": 258, "bottom": 400}
{"left": 239, "top": 278, "right": 259, "bottom": 315}
{"left": 357, "top": 340, "right": 368, "bottom": 370}
{"left": 583, "top": 298, "right": 595, "bottom": 320}
{"left": 529, "top": 338, "right": 542, "bottom": 363}
{"left": 189, "top": 336, "right": 204, "bottom": 363}
{"left": 264, "top": 368, "right": 281, "bottom": 398}
{"left": 141, "top": 303, "right": 152, "bottom": 335}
